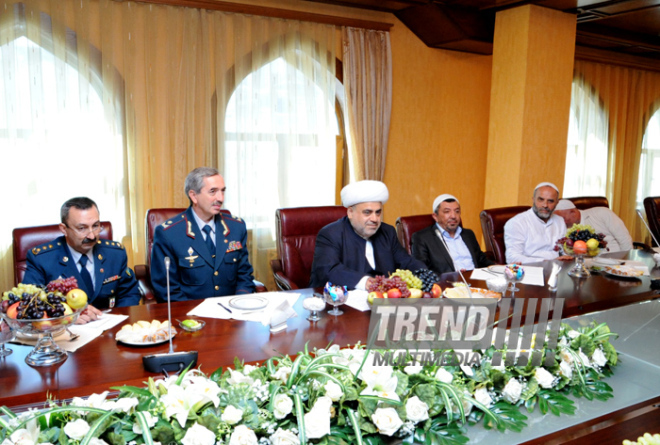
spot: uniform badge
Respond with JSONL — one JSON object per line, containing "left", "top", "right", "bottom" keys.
{"left": 221, "top": 220, "right": 230, "bottom": 236}
{"left": 227, "top": 241, "right": 243, "bottom": 252}
{"left": 103, "top": 275, "right": 119, "bottom": 284}
{"left": 126, "top": 267, "right": 132, "bottom": 277}
{"left": 109, "top": 297, "right": 116, "bottom": 309}
{"left": 63, "top": 256, "right": 69, "bottom": 262}
{"left": 185, "top": 247, "right": 198, "bottom": 266}
{"left": 186, "top": 220, "right": 195, "bottom": 239}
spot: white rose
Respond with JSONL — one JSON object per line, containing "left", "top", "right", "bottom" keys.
{"left": 63, "top": 419, "right": 90, "bottom": 440}
{"left": 324, "top": 381, "right": 343, "bottom": 402}
{"left": 181, "top": 423, "right": 216, "bottom": 445}
{"left": 113, "top": 397, "right": 139, "bottom": 413}
{"left": 534, "top": 367, "right": 556, "bottom": 389}
{"left": 9, "top": 429, "right": 35, "bottom": 445}
{"left": 269, "top": 428, "right": 300, "bottom": 445}
{"left": 577, "top": 349, "right": 591, "bottom": 367}
{"left": 473, "top": 387, "right": 492, "bottom": 408}
{"left": 435, "top": 368, "right": 453, "bottom": 384}
{"left": 88, "top": 439, "right": 109, "bottom": 445}
{"left": 227, "top": 369, "right": 254, "bottom": 385}
{"left": 405, "top": 396, "right": 429, "bottom": 423}
{"left": 133, "top": 412, "right": 157, "bottom": 434}
{"left": 592, "top": 348, "right": 608, "bottom": 367}
{"left": 559, "top": 360, "right": 573, "bottom": 379}
{"left": 228, "top": 425, "right": 258, "bottom": 445}
{"left": 221, "top": 405, "right": 244, "bottom": 425}
{"left": 304, "top": 397, "right": 332, "bottom": 439}
{"left": 271, "top": 366, "right": 291, "bottom": 382}
{"left": 371, "top": 407, "right": 403, "bottom": 436}
{"left": 273, "top": 394, "right": 293, "bottom": 419}
{"left": 567, "top": 330, "right": 580, "bottom": 339}
{"left": 559, "top": 349, "right": 573, "bottom": 364}
{"left": 242, "top": 364, "right": 258, "bottom": 375}
{"left": 404, "top": 365, "right": 423, "bottom": 375}
{"left": 501, "top": 378, "right": 523, "bottom": 404}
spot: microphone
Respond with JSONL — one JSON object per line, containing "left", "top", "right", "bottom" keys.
{"left": 435, "top": 228, "right": 473, "bottom": 298}
{"left": 143, "top": 256, "right": 198, "bottom": 374}
{"left": 636, "top": 210, "right": 660, "bottom": 248}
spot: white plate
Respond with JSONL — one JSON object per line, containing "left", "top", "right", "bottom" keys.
{"left": 117, "top": 333, "right": 175, "bottom": 346}
{"left": 592, "top": 258, "right": 623, "bottom": 266}
{"left": 228, "top": 296, "right": 268, "bottom": 311}
{"left": 488, "top": 265, "right": 506, "bottom": 274}
{"left": 602, "top": 266, "right": 644, "bottom": 279}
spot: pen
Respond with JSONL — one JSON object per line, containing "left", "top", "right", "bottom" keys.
{"left": 218, "top": 302, "right": 232, "bottom": 313}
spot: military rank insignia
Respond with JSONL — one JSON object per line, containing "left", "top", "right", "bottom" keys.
{"left": 103, "top": 275, "right": 120, "bottom": 284}
{"left": 226, "top": 241, "right": 243, "bottom": 252}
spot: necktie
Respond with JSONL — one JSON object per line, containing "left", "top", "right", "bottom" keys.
{"left": 202, "top": 225, "right": 215, "bottom": 256}
{"left": 79, "top": 255, "right": 94, "bottom": 294}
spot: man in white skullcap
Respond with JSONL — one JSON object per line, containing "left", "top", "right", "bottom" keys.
{"left": 309, "top": 180, "right": 425, "bottom": 289}
{"left": 504, "top": 182, "right": 570, "bottom": 264}
{"left": 412, "top": 194, "right": 495, "bottom": 275}
{"left": 554, "top": 199, "right": 632, "bottom": 252}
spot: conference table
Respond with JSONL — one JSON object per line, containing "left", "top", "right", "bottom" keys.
{"left": 1, "top": 249, "right": 659, "bottom": 444}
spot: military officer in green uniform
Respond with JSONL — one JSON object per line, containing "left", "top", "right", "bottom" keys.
{"left": 24, "top": 197, "right": 141, "bottom": 323}
{"left": 150, "top": 167, "right": 256, "bottom": 302}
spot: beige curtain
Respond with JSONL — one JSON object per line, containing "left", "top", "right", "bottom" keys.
{"left": 0, "top": 0, "right": 339, "bottom": 291}
{"left": 342, "top": 26, "right": 392, "bottom": 181}
{"left": 574, "top": 60, "right": 660, "bottom": 243}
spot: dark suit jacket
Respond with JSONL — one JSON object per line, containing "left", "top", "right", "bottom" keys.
{"left": 309, "top": 216, "right": 425, "bottom": 289}
{"left": 151, "top": 207, "right": 255, "bottom": 302}
{"left": 411, "top": 224, "right": 494, "bottom": 275}
{"left": 24, "top": 236, "right": 141, "bottom": 309}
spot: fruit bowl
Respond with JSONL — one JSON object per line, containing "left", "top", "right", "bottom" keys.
{"left": 0, "top": 304, "right": 87, "bottom": 367}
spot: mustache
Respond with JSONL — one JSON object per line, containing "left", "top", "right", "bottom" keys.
{"left": 82, "top": 237, "right": 96, "bottom": 244}
{"left": 212, "top": 201, "right": 223, "bottom": 206}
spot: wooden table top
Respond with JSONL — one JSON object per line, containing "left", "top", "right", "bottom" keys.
{"left": 1, "top": 249, "right": 659, "bottom": 443}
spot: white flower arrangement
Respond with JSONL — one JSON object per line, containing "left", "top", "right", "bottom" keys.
{"left": 0, "top": 322, "right": 619, "bottom": 445}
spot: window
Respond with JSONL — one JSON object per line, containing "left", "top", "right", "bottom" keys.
{"left": 563, "top": 78, "right": 609, "bottom": 198}
{"left": 0, "top": 4, "right": 126, "bottom": 288}
{"left": 636, "top": 105, "right": 660, "bottom": 207}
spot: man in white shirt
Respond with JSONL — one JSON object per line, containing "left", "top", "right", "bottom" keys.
{"left": 504, "top": 182, "right": 569, "bottom": 264}
{"left": 553, "top": 200, "right": 633, "bottom": 252}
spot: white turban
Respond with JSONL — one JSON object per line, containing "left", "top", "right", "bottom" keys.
{"left": 341, "top": 180, "right": 389, "bottom": 207}
{"left": 534, "top": 182, "right": 560, "bottom": 193}
{"left": 432, "top": 194, "right": 459, "bottom": 213}
{"left": 555, "top": 199, "right": 576, "bottom": 210}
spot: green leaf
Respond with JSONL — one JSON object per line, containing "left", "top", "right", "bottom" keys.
{"left": 482, "top": 402, "right": 528, "bottom": 432}
{"left": 346, "top": 408, "right": 364, "bottom": 445}
{"left": 293, "top": 391, "right": 306, "bottom": 445}
{"left": 80, "top": 410, "right": 115, "bottom": 445}
{"left": 134, "top": 411, "right": 155, "bottom": 445}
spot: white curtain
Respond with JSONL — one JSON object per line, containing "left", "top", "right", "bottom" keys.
{"left": 637, "top": 107, "right": 660, "bottom": 206}
{"left": 342, "top": 27, "right": 392, "bottom": 181}
{"left": 216, "top": 15, "right": 338, "bottom": 290}
{"left": 0, "top": 2, "right": 126, "bottom": 289}
{"left": 563, "top": 77, "right": 610, "bottom": 199}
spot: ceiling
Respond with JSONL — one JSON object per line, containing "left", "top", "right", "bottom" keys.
{"left": 301, "top": 0, "right": 660, "bottom": 60}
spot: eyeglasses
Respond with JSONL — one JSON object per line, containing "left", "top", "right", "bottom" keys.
{"left": 66, "top": 223, "right": 102, "bottom": 235}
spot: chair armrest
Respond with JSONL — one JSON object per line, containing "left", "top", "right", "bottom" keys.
{"left": 134, "top": 264, "right": 157, "bottom": 304}
{"left": 270, "top": 259, "right": 299, "bottom": 291}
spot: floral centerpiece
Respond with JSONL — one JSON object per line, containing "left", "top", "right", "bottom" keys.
{"left": 0, "top": 322, "right": 618, "bottom": 445}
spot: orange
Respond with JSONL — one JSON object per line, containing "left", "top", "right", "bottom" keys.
{"left": 573, "top": 240, "right": 587, "bottom": 255}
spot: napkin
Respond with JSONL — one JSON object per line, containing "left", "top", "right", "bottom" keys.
{"left": 187, "top": 292, "right": 301, "bottom": 327}
{"left": 547, "top": 263, "right": 560, "bottom": 290}
{"left": 346, "top": 290, "right": 371, "bottom": 311}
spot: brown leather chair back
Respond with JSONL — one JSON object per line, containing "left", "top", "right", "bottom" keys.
{"left": 273, "top": 206, "right": 347, "bottom": 290}
{"left": 479, "top": 206, "right": 529, "bottom": 264}
{"left": 643, "top": 197, "right": 660, "bottom": 247}
{"left": 567, "top": 196, "right": 609, "bottom": 210}
{"left": 12, "top": 222, "right": 113, "bottom": 286}
{"left": 145, "top": 208, "right": 231, "bottom": 268}
{"left": 395, "top": 214, "right": 436, "bottom": 254}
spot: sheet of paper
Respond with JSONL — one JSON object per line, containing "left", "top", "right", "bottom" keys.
{"left": 187, "top": 292, "right": 301, "bottom": 325}
{"left": 346, "top": 290, "right": 371, "bottom": 312}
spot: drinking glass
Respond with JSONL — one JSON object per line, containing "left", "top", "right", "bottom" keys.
{"left": 324, "top": 287, "right": 348, "bottom": 316}
{"left": 0, "top": 319, "right": 15, "bottom": 357}
{"left": 303, "top": 294, "right": 326, "bottom": 321}
{"left": 504, "top": 265, "right": 525, "bottom": 294}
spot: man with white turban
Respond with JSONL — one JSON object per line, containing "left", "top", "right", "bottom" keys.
{"left": 412, "top": 194, "right": 495, "bottom": 275}
{"left": 309, "top": 180, "right": 425, "bottom": 289}
{"left": 504, "top": 182, "right": 569, "bottom": 264}
{"left": 553, "top": 199, "right": 632, "bottom": 252}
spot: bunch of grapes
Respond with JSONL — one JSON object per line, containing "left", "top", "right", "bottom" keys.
{"left": 2, "top": 282, "right": 70, "bottom": 319}
{"left": 413, "top": 269, "right": 441, "bottom": 292}
{"left": 47, "top": 277, "right": 78, "bottom": 294}
{"left": 366, "top": 275, "right": 411, "bottom": 298}
{"left": 555, "top": 223, "right": 608, "bottom": 251}
{"left": 391, "top": 269, "right": 423, "bottom": 290}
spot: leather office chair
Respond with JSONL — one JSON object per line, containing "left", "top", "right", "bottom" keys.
{"left": 643, "top": 197, "right": 660, "bottom": 247}
{"left": 395, "top": 214, "right": 436, "bottom": 254}
{"left": 479, "top": 206, "right": 530, "bottom": 264}
{"left": 12, "top": 222, "right": 113, "bottom": 285}
{"left": 143, "top": 208, "right": 265, "bottom": 300}
{"left": 271, "top": 206, "right": 347, "bottom": 291}
{"left": 566, "top": 196, "right": 609, "bottom": 210}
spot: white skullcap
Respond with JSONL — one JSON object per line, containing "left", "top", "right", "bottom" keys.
{"left": 534, "top": 182, "right": 560, "bottom": 193}
{"left": 432, "top": 194, "right": 459, "bottom": 213}
{"left": 555, "top": 199, "right": 576, "bottom": 210}
{"left": 341, "top": 180, "right": 389, "bottom": 207}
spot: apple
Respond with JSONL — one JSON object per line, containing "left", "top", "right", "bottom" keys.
{"left": 367, "top": 291, "right": 383, "bottom": 305}
{"left": 431, "top": 283, "right": 442, "bottom": 298}
{"left": 422, "top": 292, "right": 433, "bottom": 299}
{"left": 586, "top": 238, "right": 599, "bottom": 251}
{"left": 409, "top": 288, "right": 423, "bottom": 299}
{"left": 62, "top": 303, "right": 73, "bottom": 316}
{"left": 573, "top": 240, "right": 587, "bottom": 255}
{"left": 33, "top": 314, "right": 53, "bottom": 330}
{"left": 6, "top": 302, "right": 20, "bottom": 319}
{"left": 387, "top": 288, "right": 402, "bottom": 299}
{"left": 66, "top": 288, "right": 88, "bottom": 310}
